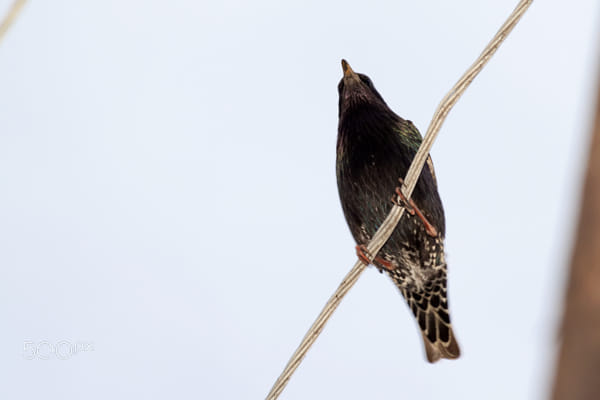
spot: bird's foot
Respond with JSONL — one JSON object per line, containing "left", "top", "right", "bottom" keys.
{"left": 394, "top": 179, "right": 438, "bottom": 238}
{"left": 374, "top": 256, "right": 394, "bottom": 273}
{"left": 355, "top": 244, "right": 372, "bottom": 265}
{"left": 392, "top": 185, "right": 415, "bottom": 216}
{"left": 355, "top": 245, "right": 395, "bottom": 273}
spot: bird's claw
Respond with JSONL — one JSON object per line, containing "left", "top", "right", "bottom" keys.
{"left": 356, "top": 244, "right": 372, "bottom": 265}
{"left": 356, "top": 244, "right": 395, "bottom": 273}
{"left": 393, "top": 186, "right": 415, "bottom": 215}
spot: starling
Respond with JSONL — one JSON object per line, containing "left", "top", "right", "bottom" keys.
{"left": 336, "top": 59, "right": 460, "bottom": 362}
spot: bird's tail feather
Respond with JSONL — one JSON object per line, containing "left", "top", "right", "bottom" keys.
{"left": 402, "top": 286, "right": 461, "bottom": 363}
{"left": 421, "top": 325, "right": 460, "bottom": 363}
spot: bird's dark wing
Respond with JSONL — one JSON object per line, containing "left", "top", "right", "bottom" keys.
{"left": 400, "top": 120, "right": 438, "bottom": 187}
{"left": 426, "top": 155, "right": 438, "bottom": 187}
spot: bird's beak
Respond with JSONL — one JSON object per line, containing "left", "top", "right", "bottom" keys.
{"left": 341, "top": 59, "right": 359, "bottom": 82}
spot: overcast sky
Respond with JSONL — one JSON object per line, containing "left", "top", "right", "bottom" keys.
{"left": 1, "top": 1, "right": 599, "bottom": 399}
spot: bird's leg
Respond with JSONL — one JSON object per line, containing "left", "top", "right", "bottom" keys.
{"left": 374, "top": 256, "right": 394, "bottom": 273}
{"left": 355, "top": 244, "right": 372, "bottom": 265}
{"left": 356, "top": 244, "right": 395, "bottom": 273}
{"left": 394, "top": 179, "right": 438, "bottom": 238}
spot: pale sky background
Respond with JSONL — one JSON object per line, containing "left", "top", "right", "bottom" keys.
{"left": 0, "top": 1, "right": 599, "bottom": 399}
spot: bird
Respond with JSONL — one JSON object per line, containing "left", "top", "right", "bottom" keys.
{"left": 336, "top": 59, "right": 460, "bottom": 362}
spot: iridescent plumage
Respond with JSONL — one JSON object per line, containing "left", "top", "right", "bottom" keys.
{"left": 336, "top": 60, "right": 460, "bottom": 362}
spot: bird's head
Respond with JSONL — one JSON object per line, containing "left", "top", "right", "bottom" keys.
{"left": 338, "top": 59, "right": 388, "bottom": 118}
